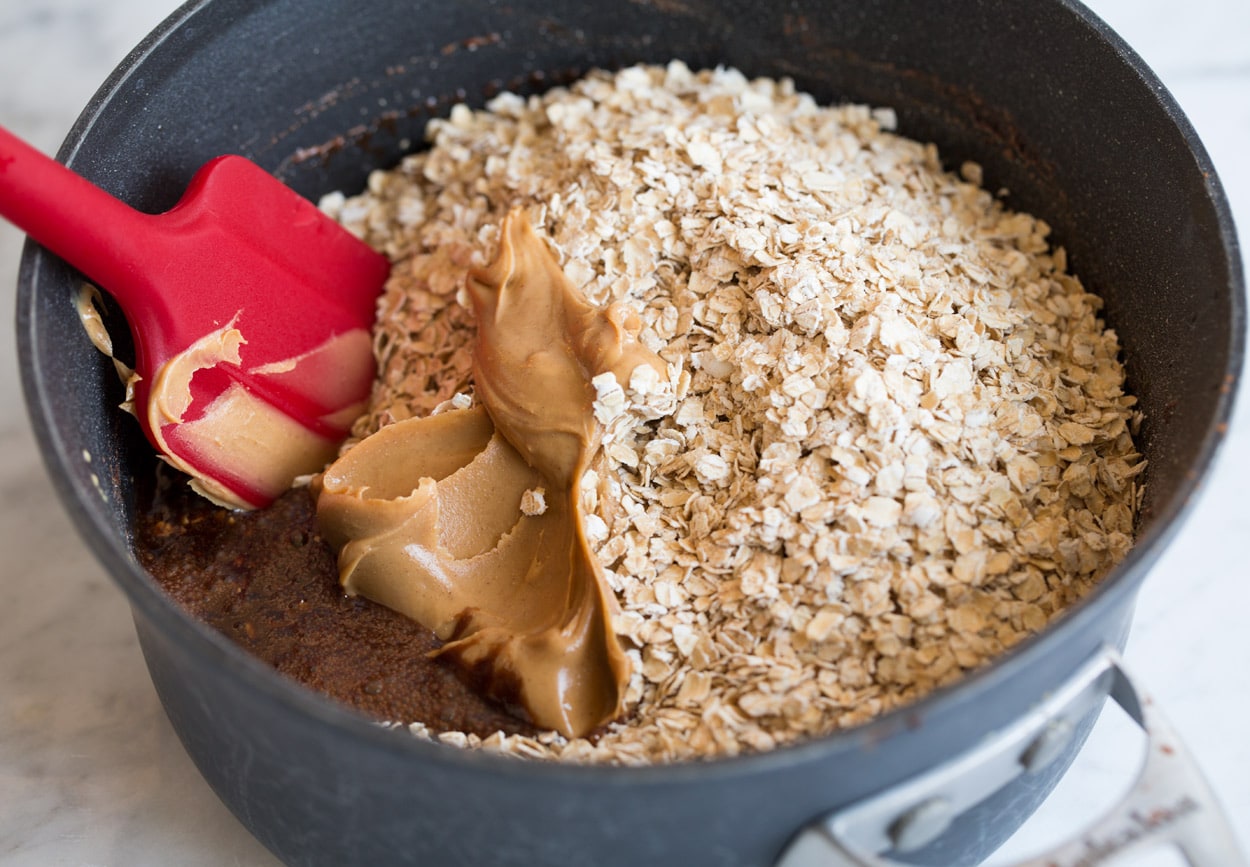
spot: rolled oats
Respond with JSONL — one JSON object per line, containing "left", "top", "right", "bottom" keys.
{"left": 323, "top": 62, "right": 1143, "bottom": 764}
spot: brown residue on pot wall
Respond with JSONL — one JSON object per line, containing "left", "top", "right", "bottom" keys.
{"left": 440, "top": 32, "right": 503, "bottom": 56}
{"left": 277, "top": 64, "right": 590, "bottom": 176}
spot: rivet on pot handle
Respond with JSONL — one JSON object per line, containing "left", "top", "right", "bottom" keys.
{"left": 775, "top": 648, "right": 1246, "bottom": 867}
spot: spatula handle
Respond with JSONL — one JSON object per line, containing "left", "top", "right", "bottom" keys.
{"left": 0, "top": 124, "right": 156, "bottom": 309}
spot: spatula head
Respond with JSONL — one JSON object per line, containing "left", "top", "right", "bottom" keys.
{"left": 123, "top": 156, "right": 389, "bottom": 509}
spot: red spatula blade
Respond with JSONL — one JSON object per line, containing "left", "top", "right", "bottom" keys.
{"left": 0, "top": 126, "right": 389, "bottom": 508}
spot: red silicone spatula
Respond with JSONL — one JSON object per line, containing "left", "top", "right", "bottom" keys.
{"left": 0, "top": 124, "right": 389, "bottom": 509}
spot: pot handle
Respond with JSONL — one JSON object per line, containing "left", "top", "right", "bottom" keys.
{"left": 774, "top": 648, "right": 1246, "bottom": 867}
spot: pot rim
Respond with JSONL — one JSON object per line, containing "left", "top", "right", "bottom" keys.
{"left": 16, "top": 0, "right": 1246, "bottom": 787}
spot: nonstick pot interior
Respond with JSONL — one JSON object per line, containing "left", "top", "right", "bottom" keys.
{"left": 17, "top": 0, "right": 1243, "bottom": 865}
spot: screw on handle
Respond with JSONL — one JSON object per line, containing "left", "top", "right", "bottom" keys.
{"left": 775, "top": 649, "right": 1246, "bottom": 867}
{"left": 1011, "top": 658, "right": 1244, "bottom": 867}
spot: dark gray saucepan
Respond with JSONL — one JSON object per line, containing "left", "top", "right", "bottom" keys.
{"left": 15, "top": 0, "right": 1244, "bottom": 865}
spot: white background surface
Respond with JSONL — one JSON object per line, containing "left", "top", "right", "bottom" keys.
{"left": 0, "top": 1, "right": 1246, "bottom": 865}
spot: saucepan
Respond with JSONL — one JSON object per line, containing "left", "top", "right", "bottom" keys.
{"left": 15, "top": 0, "right": 1245, "bottom": 864}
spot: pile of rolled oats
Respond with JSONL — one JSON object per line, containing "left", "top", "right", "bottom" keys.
{"left": 321, "top": 61, "right": 1143, "bottom": 764}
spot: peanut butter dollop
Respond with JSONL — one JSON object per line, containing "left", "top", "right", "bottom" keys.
{"left": 314, "top": 210, "right": 666, "bottom": 738}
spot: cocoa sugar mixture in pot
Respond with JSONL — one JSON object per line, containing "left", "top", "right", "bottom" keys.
{"left": 136, "top": 483, "right": 542, "bottom": 739}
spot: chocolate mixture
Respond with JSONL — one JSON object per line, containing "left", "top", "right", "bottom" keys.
{"left": 135, "top": 472, "right": 538, "bottom": 738}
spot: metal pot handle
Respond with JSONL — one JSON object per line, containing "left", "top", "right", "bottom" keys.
{"left": 775, "top": 648, "right": 1246, "bottom": 867}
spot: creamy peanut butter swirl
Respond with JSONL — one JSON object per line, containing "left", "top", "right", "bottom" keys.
{"left": 315, "top": 210, "right": 665, "bottom": 737}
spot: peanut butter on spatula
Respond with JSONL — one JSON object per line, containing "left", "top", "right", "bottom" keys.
{"left": 314, "top": 210, "right": 666, "bottom": 737}
{"left": 0, "top": 126, "right": 389, "bottom": 510}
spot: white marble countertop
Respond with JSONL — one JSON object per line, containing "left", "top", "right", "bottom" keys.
{"left": 1, "top": 1, "right": 1246, "bottom": 865}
